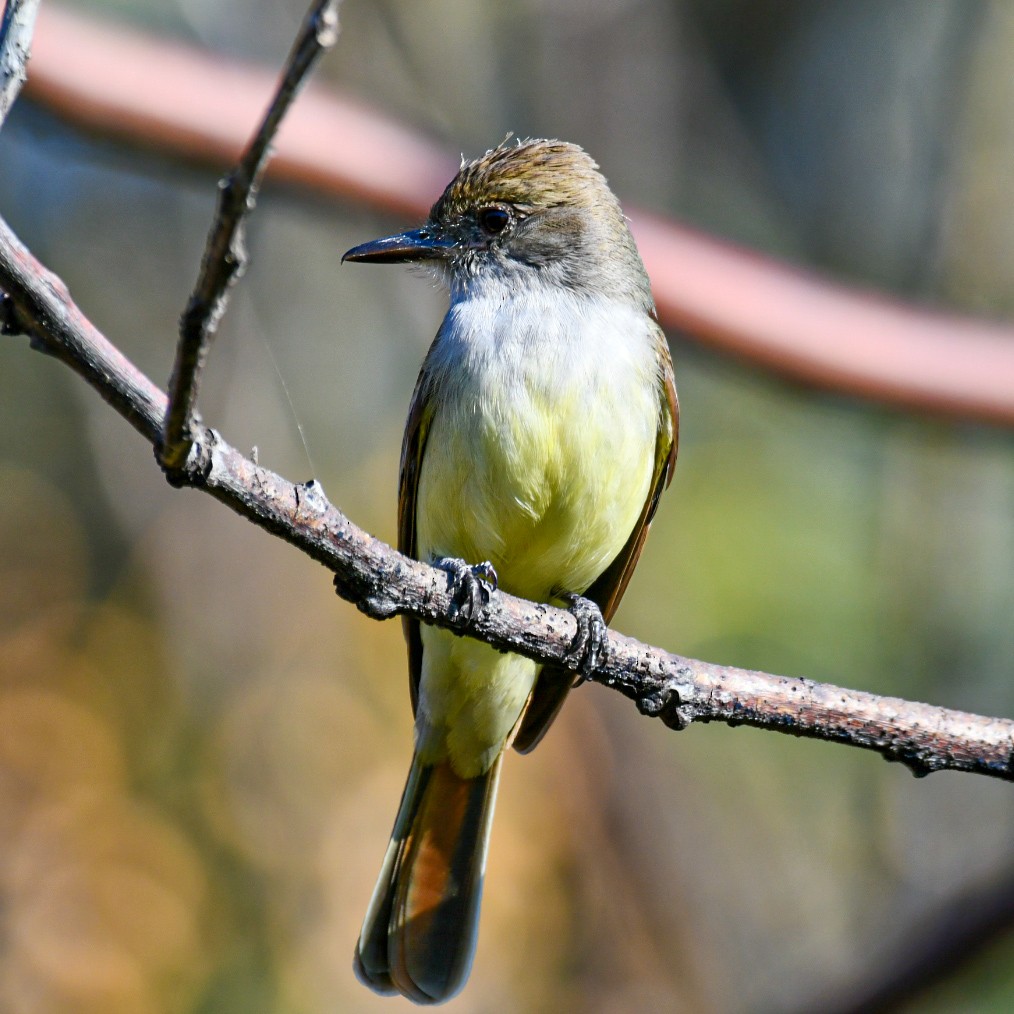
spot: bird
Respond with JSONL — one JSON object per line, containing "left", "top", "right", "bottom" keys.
{"left": 342, "top": 138, "right": 677, "bottom": 1004}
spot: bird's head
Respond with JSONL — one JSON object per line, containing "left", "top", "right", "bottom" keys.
{"left": 343, "top": 138, "right": 651, "bottom": 307}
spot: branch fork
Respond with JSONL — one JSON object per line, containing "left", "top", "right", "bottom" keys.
{"left": 160, "top": 0, "right": 342, "bottom": 475}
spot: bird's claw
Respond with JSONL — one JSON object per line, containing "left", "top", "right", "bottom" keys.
{"left": 438, "top": 557, "right": 498, "bottom": 626}
{"left": 563, "top": 593, "right": 608, "bottom": 680}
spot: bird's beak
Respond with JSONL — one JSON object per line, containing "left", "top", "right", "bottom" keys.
{"left": 342, "top": 227, "right": 455, "bottom": 264}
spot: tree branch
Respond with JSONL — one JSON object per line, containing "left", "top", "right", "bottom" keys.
{"left": 1, "top": 212, "right": 1012, "bottom": 782}
{"left": 161, "top": 0, "right": 341, "bottom": 472}
{"left": 0, "top": 0, "right": 40, "bottom": 126}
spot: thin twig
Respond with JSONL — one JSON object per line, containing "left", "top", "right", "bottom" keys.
{"left": 1, "top": 211, "right": 1012, "bottom": 781}
{"left": 160, "top": 0, "right": 341, "bottom": 473}
{"left": 0, "top": 0, "right": 41, "bottom": 126}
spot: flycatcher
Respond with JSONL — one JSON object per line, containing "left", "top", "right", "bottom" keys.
{"left": 343, "top": 138, "right": 677, "bottom": 1004}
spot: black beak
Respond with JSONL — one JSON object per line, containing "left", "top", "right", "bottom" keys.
{"left": 342, "top": 227, "right": 455, "bottom": 264}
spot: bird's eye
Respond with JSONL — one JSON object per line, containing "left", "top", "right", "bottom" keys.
{"left": 478, "top": 207, "right": 510, "bottom": 235}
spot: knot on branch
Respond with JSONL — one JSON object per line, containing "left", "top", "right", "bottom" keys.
{"left": 312, "top": 6, "right": 340, "bottom": 48}
{"left": 333, "top": 569, "right": 401, "bottom": 620}
{"left": 157, "top": 423, "right": 215, "bottom": 488}
{"left": 635, "top": 678, "right": 692, "bottom": 730}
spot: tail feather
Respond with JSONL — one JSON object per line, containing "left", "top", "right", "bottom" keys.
{"left": 355, "top": 753, "right": 502, "bottom": 1004}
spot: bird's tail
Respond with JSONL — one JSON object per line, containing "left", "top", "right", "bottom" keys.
{"left": 354, "top": 750, "right": 502, "bottom": 1004}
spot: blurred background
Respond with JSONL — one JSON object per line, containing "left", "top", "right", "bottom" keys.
{"left": 1, "top": 1, "right": 1013, "bottom": 1011}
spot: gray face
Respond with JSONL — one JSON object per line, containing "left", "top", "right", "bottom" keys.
{"left": 437, "top": 201, "right": 628, "bottom": 294}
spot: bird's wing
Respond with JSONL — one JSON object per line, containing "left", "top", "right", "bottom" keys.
{"left": 513, "top": 325, "right": 678, "bottom": 753}
{"left": 398, "top": 362, "right": 436, "bottom": 716}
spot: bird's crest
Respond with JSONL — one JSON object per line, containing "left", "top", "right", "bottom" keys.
{"left": 433, "top": 137, "right": 614, "bottom": 220}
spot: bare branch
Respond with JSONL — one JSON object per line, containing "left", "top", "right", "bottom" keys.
{"left": 161, "top": 0, "right": 341, "bottom": 473}
{"left": 1, "top": 211, "right": 1012, "bottom": 782}
{"left": 0, "top": 0, "right": 41, "bottom": 126}
{"left": 0, "top": 220, "right": 165, "bottom": 443}
{"left": 23, "top": 4, "right": 1014, "bottom": 427}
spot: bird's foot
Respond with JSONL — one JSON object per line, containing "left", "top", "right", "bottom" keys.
{"left": 563, "top": 593, "right": 608, "bottom": 680}
{"left": 437, "top": 557, "right": 498, "bottom": 626}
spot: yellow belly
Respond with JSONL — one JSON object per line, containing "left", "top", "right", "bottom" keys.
{"left": 417, "top": 376, "right": 654, "bottom": 602}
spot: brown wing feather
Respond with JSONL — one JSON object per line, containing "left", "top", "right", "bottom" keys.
{"left": 513, "top": 326, "right": 678, "bottom": 753}
{"left": 398, "top": 364, "right": 435, "bottom": 716}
